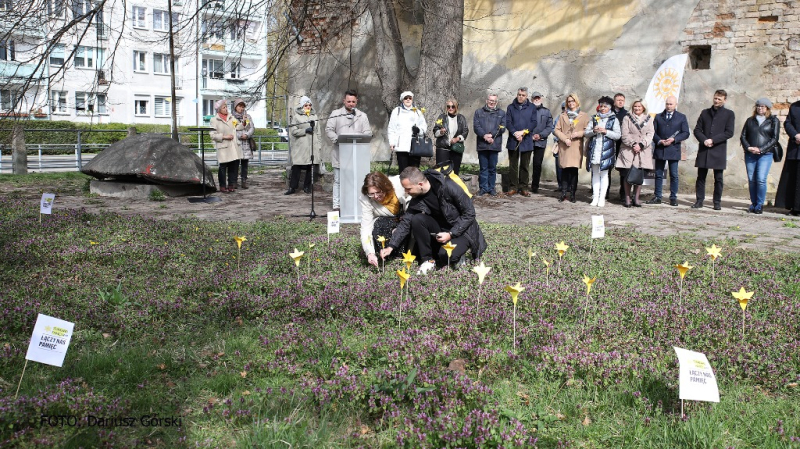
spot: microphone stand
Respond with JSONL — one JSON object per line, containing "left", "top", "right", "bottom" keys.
{"left": 288, "top": 119, "right": 318, "bottom": 221}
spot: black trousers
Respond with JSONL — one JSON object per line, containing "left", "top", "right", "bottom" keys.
{"left": 410, "top": 213, "right": 470, "bottom": 265}
{"left": 240, "top": 159, "right": 249, "bottom": 182}
{"left": 435, "top": 147, "right": 463, "bottom": 175}
{"left": 561, "top": 167, "right": 579, "bottom": 194}
{"left": 530, "top": 147, "right": 545, "bottom": 192}
{"left": 218, "top": 160, "right": 239, "bottom": 188}
{"left": 696, "top": 168, "right": 724, "bottom": 203}
{"left": 289, "top": 164, "right": 312, "bottom": 190}
{"left": 396, "top": 152, "right": 421, "bottom": 174}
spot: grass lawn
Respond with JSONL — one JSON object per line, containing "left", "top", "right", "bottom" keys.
{"left": 1, "top": 174, "right": 799, "bottom": 448}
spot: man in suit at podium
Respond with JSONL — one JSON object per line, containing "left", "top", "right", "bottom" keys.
{"left": 325, "top": 89, "right": 372, "bottom": 211}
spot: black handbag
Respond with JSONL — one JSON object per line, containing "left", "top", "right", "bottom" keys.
{"left": 409, "top": 134, "right": 434, "bottom": 157}
{"left": 773, "top": 141, "right": 784, "bottom": 163}
{"left": 626, "top": 154, "right": 645, "bottom": 185}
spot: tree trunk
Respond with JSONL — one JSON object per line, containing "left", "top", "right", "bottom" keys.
{"left": 368, "top": 0, "right": 464, "bottom": 125}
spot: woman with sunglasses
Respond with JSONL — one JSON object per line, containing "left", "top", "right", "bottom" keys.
{"left": 388, "top": 91, "right": 428, "bottom": 173}
{"left": 433, "top": 98, "right": 469, "bottom": 174}
{"left": 360, "top": 171, "right": 411, "bottom": 267}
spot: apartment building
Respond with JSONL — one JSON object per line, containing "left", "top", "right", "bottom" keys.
{"left": 0, "top": 0, "right": 269, "bottom": 128}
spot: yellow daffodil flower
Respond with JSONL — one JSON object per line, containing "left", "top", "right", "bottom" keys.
{"left": 582, "top": 274, "right": 597, "bottom": 295}
{"left": 555, "top": 241, "right": 569, "bottom": 257}
{"left": 436, "top": 119, "right": 443, "bottom": 126}
{"left": 706, "top": 244, "right": 722, "bottom": 260}
{"left": 504, "top": 282, "right": 525, "bottom": 305}
{"left": 674, "top": 261, "right": 693, "bottom": 279}
{"left": 732, "top": 287, "right": 754, "bottom": 310}
{"left": 397, "top": 268, "right": 410, "bottom": 290}
{"left": 402, "top": 250, "right": 416, "bottom": 270}
{"left": 289, "top": 248, "right": 304, "bottom": 267}
{"left": 472, "top": 262, "right": 491, "bottom": 285}
{"left": 377, "top": 235, "right": 386, "bottom": 249}
{"left": 234, "top": 236, "right": 246, "bottom": 249}
{"left": 442, "top": 241, "right": 457, "bottom": 258}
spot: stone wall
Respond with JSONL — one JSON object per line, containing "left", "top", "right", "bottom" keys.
{"left": 288, "top": 0, "right": 800, "bottom": 199}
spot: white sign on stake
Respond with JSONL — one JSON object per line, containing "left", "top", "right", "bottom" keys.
{"left": 25, "top": 313, "right": 75, "bottom": 367}
{"left": 673, "top": 346, "right": 720, "bottom": 403}
{"left": 327, "top": 211, "right": 340, "bottom": 235}
{"left": 40, "top": 193, "right": 56, "bottom": 214}
{"left": 591, "top": 215, "right": 605, "bottom": 239}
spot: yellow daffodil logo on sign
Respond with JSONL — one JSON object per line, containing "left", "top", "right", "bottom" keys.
{"left": 654, "top": 68, "right": 680, "bottom": 100}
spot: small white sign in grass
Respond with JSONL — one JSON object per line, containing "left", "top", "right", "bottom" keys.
{"left": 17, "top": 314, "right": 75, "bottom": 398}
{"left": 674, "top": 346, "right": 720, "bottom": 416}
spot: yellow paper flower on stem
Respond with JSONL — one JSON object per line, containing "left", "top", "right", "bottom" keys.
{"left": 472, "top": 262, "right": 491, "bottom": 285}
{"left": 436, "top": 119, "right": 443, "bottom": 126}
{"left": 308, "top": 242, "right": 315, "bottom": 249}
{"left": 234, "top": 236, "right": 247, "bottom": 249}
{"left": 289, "top": 248, "right": 305, "bottom": 267}
{"left": 542, "top": 257, "right": 550, "bottom": 268}
{"left": 504, "top": 282, "right": 525, "bottom": 305}
{"left": 499, "top": 125, "right": 505, "bottom": 129}
{"left": 401, "top": 250, "right": 416, "bottom": 270}
{"left": 732, "top": 287, "right": 754, "bottom": 310}
{"left": 674, "top": 261, "right": 693, "bottom": 279}
{"left": 377, "top": 235, "right": 386, "bottom": 249}
{"left": 304, "top": 110, "right": 310, "bottom": 116}
{"left": 582, "top": 274, "right": 597, "bottom": 295}
{"left": 522, "top": 129, "right": 530, "bottom": 135}
{"left": 420, "top": 107, "right": 426, "bottom": 113}
{"left": 442, "top": 241, "right": 457, "bottom": 258}
{"left": 232, "top": 119, "right": 238, "bottom": 127}
{"left": 555, "top": 241, "right": 569, "bottom": 257}
{"left": 706, "top": 244, "right": 722, "bottom": 261}
{"left": 397, "top": 268, "right": 410, "bottom": 290}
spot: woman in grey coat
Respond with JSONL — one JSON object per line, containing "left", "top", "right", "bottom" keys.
{"left": 286, "top": 96, "right": 322, "bottom": 195}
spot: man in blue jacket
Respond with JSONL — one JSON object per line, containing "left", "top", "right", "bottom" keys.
{"left": 473, "top": 93, "right": 506, "bottom": 196}
{"left": 529, "top": 92, "right": 554, "bottom": 194}
{"left": 648, "top": 95, "right": 690, "bottom": 206}
{"left": 505, "top": 87, "right": 538, "bottom": 196}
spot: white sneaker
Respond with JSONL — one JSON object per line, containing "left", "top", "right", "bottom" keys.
{"left": 598, "top": 198, "right": 605, "bottom": 207}
{"left": 590, "top": 197, "right": 599, "bottom": 207}
{"left": 417, "top": 260, "right": 436, "bottom": 275}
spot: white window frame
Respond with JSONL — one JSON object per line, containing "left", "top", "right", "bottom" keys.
{"left": 96, "top": 93, "right": 107, "bottom": 114}
{"left": 0, "top": 0, "right": 13, "bottom": 12}
{"left": 75, "top": 91, "right": 88, "bottom": 113}
{"left": 1, "top": 89, "right": 16, "bottom": 112}
{"left": 134, "top": 97, "right": 149, "bottom": 116}
{"left": 153, "top": 9, "right": 168, "bottom": 31}
{"left": 228, "top": 61, "right": 241, "bottom": 79}
{"left": 71, "top": 0, "right": 89, "bottom": 17}
{"left": 202, "top": 99, "right": 216, "bottom": 118}
{"left": 49, "top": 44, "right": 65, "bottom": 66}
{"left": 203, "top": 58, "right": 224, "bottom": 79}
{"left": 133, "top": 50, "right": 147, "bottom": 72}
{"left": 0, "top": 40, "right": 15, "bottom": 61}
{"left": 154, "top": 96, "right": 181, "bottom": 117}
{"left": 74, "top": 46, "right": 103, "bottom": 69}
{"left": 153, "top": 53, "right": 177, "bottom": 75}
{"left": 132, "top": 5, "right": 146, "bottom": 28}
{"left": 50, "top": 90, "right": 68, "bottom": 114}
{"left": 48, "top": 0, "right": 64, "bottom": 17}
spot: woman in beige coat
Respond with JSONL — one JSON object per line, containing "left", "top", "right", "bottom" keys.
{"left": 209, "top": 99, "right": 243, "bottom": 193}
{"left": 553, "top": 93, "right": 590, "bottom": 202}
{"left": 616, "top": 100, "right": 655, "bottom": 207}
{"left": 286, "top": 96, "right": 322, "bottom": 194}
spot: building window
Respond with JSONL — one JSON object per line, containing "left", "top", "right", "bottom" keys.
{"left": 132, "top": 5, "right": 146, "bottom": 28}
{"left": 201, "top": 20, "right": 225, "bottom": 42}
{"left": 96, "top": 94, "right": 107, "bottom": 114}
{"left": 153, "top": 53, "right": 177, "bottom": 74}
{"left": 1, "top": 89, "right": 16, "bottom": 112}
{"left": 152, "top": 10, "right": 177, "bottom": 31}
{"left": 50, "top": 44, "right": 65, "bottom": 65}
{"left": 95, "top": 7, "right": 106, "bottom": 38}
{"left": 229, "top": 61, "right": 240, "bottom": 79}
{"left": 0, "top": 40, "right": 15, "bottom": 61}
{"left": 47, "top": 0, "right": 64, "bottom": 17}
{"left": 688, "top": 45, "right": 711, "bottom": 70}
{"left": 155, "top": 96, "right": 181, "bottom": 117}
{"left": 51, "top": 91, "right": 68, "bottom": 113}
{"left": 75, "top": 91, "right": 88, "bottom": 113}
{"left": 203, "top": 58, "right": 224, "bottom": 79}
{"left": 202, "top": 99, "right": 216, "bottom": 117}
{"left": 134, "top": 98, "right": 149, "bottom": 116}
{"left": 0, "top": 0, "right": 13, "bottom": 12}
{"left": 71, "top": 0, "right": 89, "bottom": 18}
{"left": 74, "top": 46, "right": 103, "bottom": 69}
{"left": 133, "top": 50, "right": 147, "bottom": 72}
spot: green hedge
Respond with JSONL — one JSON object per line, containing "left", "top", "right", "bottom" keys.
{"left": 0, "top": 120, "right": 279, "bottom": 154}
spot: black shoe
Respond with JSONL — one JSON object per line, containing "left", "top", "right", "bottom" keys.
{"left": 790, "top": 210, "right": 800, "bottom": 216}
{"left": 569, "top": 193, "right": 576, "bottom": 203}
{"left": 531, "top": 188, "right": 539, "bottom": 194}
{"left": 645, "top": 197, "right": 662, "bottom": 205}
{"left": 754, "top": 208, "right": 763, "bottom": 215}
{"left": 558, "top": 193, "right": 566, "bottom": 202}
{"left": 669, "top": 199, "right": 678, "bottom": 206}
{"left": 284, "top": 188, "right": 296, "bottom": 195}
{"left": 691, "top": 201, "right": 703, "bottom": 209}
{"left": 303, "top": 187, "right": 311, "bottom": 194}
{"left": 633, "top": 201, "right": 642, "bottom": 207}
{"left": 713, "top": 203, "right": 721, "bottom": 211}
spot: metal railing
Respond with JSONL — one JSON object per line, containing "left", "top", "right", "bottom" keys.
{"left": 0, "top": 129, "right": 289, "bottom": 173}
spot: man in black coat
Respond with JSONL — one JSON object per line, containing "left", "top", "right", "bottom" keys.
{"left": 649, "top": 95, "right": 690, "bottom": 206}
{"left": 692, "top": 89, "right": 736, "bottom": 210}
{"left": 611, "top": 93, "right": 628, "bottom": 200}
{"left": 381, "top": 166, "right": 488, "bottom": 275}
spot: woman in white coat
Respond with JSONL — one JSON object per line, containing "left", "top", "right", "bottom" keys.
{"left": 209, "top": 99, "right": 244, "bottom": 193}
{"left": 388, "top": 91, "right": 428, "bottom": 173}
{"left": 360, "top": 171, "right": 410, "bottom": 267}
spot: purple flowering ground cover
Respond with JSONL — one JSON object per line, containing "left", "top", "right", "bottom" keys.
{"left": 1, "top": 191, "right": 800, "bottom": 448}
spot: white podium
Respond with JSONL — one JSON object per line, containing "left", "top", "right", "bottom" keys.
{"left": 339, "top": 134, "right": 372, "bottom": 224}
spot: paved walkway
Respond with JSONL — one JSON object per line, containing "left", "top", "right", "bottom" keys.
{"left": 8, "top": 167, "right": 800, "bottom": 253}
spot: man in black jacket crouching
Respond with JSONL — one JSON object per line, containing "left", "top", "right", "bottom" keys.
{"left": 380, "top": 166, "right": 487, "bottom": 275}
